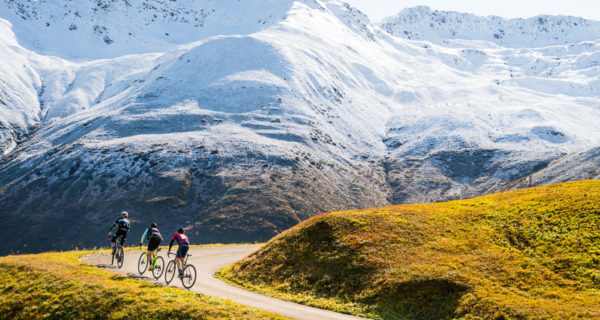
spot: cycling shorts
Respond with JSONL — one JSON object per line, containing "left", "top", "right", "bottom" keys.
{"left": 112, "top": 229, "right": 128, "bottom": 245}
{"left": 176, "top": 244, "right": 189, "bottom": 258}
{"left": 147, "top": 237, "right": 162, "bottom": 251}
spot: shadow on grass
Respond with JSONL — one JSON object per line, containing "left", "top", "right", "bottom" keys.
{"left": 104, "top": 272, "right": 153, "bottom": 282}
{"left": 123, "top": 273, "right": 153, "bottom": 281}
{"left": 366, "top": 279, "right": 468, "bottom": 320}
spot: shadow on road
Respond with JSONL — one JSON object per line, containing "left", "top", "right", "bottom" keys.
{"left": 125, "top": 273, "right": 152, "bottom": 280}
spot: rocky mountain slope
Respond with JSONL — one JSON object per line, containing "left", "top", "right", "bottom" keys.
{"left": 1, "top": 1, "right": 599, "bottom": 254}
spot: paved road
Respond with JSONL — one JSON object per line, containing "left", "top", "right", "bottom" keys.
{"left": 81, "top": 245, "right": 366, "bottom": 320}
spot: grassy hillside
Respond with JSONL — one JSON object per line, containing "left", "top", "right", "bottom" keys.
{"left": 222, "top": 180, "right": 600, "bottom": 320}
{"left": 0, "top": 250, "right": 287, "bottom": 320}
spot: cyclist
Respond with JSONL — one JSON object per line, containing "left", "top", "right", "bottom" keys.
{"left": 140, "top": 222, "right": 163, "bottom": 270}
{"left": 107, "top": 211, "right": 130, "bottom": 254}
{"left": 167, "top": 228, "right": 190, "bottom": 278}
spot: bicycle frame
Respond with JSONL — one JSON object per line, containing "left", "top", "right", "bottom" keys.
{"left": 165, "top": 251, "right": 196, "bottom": 288}
{"left": 109, "top": 234, "right": 125, "bottom": 268}
{"left": 109, "top": 234, "right": 125, "bottom": 250}
{"left": 143, "top": 248, "right": 161, "bottom": 265}
{"left": 168, "top": 252, "right": 190, "bottom": 272}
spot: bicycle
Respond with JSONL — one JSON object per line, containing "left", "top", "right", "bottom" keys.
{"left": 165, "top": 252, "right": 197, "bottom": 289}
{"left": 109, "top": 234, "right": 125, "bottom": 269}
{"left": 137, "top": 248, "right": 164, "bottom": 280}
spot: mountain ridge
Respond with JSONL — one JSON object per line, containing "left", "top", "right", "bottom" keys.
{"left": 381, "top": 5, "right": 600, "bottom": 48}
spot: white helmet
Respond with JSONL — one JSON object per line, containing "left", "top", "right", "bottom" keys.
{"left": 121, "top": 211, "right": 128, "bottom": 218}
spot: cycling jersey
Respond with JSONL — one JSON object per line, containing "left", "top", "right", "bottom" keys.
{"left": 169, "top": 233, "right": 190, "bottom": 258}
{"left": 141, "top": 227, "right": 163, "bottom": 243}
{"left": 112, "top": 218, "right": 130, "bottom": 231}
{"left": 171, "top": 233, "right": 189, "bottom": 245}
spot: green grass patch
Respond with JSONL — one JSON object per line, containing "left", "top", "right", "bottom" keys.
{"left": 0, "top": 250, "right": 286, "bottom": 320}
{"left": 222, "top": 180, "right": 600, "bottom": 319}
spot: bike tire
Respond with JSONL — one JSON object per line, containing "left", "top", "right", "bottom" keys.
{"left": 165, "top": 260, "right": 176, "bottom": 284}
{"left": 152, "top": 256, "right": 165, "bottom": 279}
{"left": 116, "top": 247, "right": 124, "bottom": 269}
{"left": 137, "top": 252, "right": 148, "bottom": 274}
{"left": 181, "top": 264, "right": 197, "bottom": 289}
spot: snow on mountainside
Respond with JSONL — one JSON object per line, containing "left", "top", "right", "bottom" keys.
{"left": 381, "top": 6, "right": 600, "bottom": 48}
{"left": 0, "top": 0, "right": 311, "bottom": 59}
{"left": 0, "top": 1, "right": 599, "bottom": 253}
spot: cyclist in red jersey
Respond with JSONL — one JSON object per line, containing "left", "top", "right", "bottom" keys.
{"left": 168, "top": 228, "right": 190, "bottom": 278}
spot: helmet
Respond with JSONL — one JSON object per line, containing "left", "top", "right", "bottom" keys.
{"left": 177, "top": 228, "right": 184, "bottom": 234}
{"left": 150, "top": 222, "right": 157, "bottom": 228}
{"left": 121, "top": 211, "right": 128, "bottom": 218}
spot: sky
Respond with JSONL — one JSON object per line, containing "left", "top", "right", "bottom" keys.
{"left": 345, "top": 0, "right": 600, "bottom": 22}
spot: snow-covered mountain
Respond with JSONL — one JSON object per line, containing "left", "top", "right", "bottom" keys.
{"left": 380, "top": 5, "right": 600, "bottom": 48}
{"left": 1, "top": 1, "right": 599, "bottom": 253}
{"left": 0, "top": 0, "right": 301, "bottom": 59}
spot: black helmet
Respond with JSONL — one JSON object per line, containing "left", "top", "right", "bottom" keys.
{"left": 177, "top": 228, "right": 184, "bottom": 234}
{"left": 150, "top": 222, "right": 157, "bottom": 228}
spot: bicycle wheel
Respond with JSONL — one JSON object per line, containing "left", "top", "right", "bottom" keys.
{"left": 181, "top": 264, "right": 197, "bottom": 289}
{"left": 152, "top": 256, "right": 165, "bottom": 279}
{"left": 165, "top": 260, "right": 176, "bottom": 284}
{"left": 116, "top": 247, "right": 124, "bottom": 269}
{"left": 137, "top": 252, "right": 148, "bottom": 274}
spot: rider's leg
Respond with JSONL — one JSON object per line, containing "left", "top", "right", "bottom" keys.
{"left": 148, "top": 250, "right": 155, "bottom": 268}
{"left": 176, "top": 257, "right": 184, "bottom": 276}
{"left": 111, "top": 236, "right": 116, "bottom": 253}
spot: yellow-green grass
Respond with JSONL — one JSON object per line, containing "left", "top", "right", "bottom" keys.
{"left": 221, "top": 180, "right": 600, "bottom": 320}
{"left": 0, "top": 249, "right": 287, "bottom": 320}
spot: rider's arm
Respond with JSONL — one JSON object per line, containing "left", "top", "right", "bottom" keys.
{"left": 109, "top": 219, "right": 118, "bottom": 232}
{"left": 168, "top": 238, "right": 175, "bottom": 253}
{"left": 168, "top": 233, "right": 177, "bottom": 253}
{"left": 140, "top": 228, "right": 148, "bottom": 245}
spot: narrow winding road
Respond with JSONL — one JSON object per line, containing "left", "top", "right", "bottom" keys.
{"left": 81, "top": 245, "right": 366, "bottom": 320}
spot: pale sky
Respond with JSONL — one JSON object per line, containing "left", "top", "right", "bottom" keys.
{"left": 345, "top": 0, "right": 600, "bottom": 22}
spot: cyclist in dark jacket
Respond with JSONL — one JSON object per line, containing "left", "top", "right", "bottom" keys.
{"left": 140, "top": 222, "right": 163, "bottom": 270}
{"left": 107, "top": 211, "right": 130, "bottom": 254}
